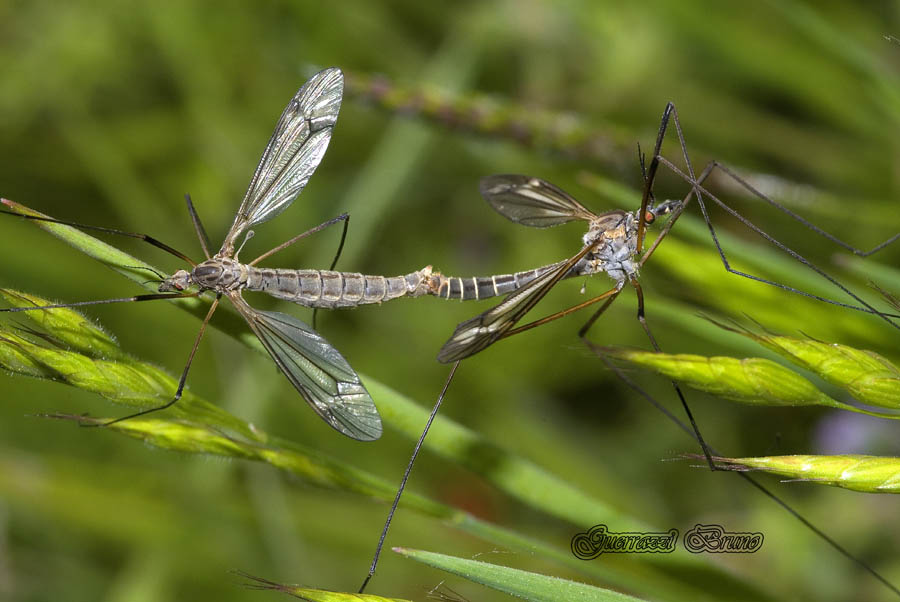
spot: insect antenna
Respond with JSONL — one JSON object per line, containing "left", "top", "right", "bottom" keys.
{"left": 122, "top": 265, "right": 167, "bottom": 281}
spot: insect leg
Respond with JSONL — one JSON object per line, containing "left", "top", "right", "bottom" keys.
{"left": 500, "top": 285, "right": 622, "bottom": 341}
{"left": 247, "top": 213, "right": 349, "bottom": 266}
{"left": 656, "top": 156, "right": 900, "bottom": 325}
{"left": 358, "top": 360, "right": 461, "bottom": 593}
{"left": 1, "top": 199, "right": 197, "bottom": 266}
{"left": 0, "top": 292, "right": 199, "bottom": 313}
{"left": 584, "top": 335, "right": 899, "bottom": 597}
{"left": 632, "top": 278, "right": 715, "bottom": 470}
{"left": 88, "top": 293, "right": 220, "bottom": 427}
{"left": 184, "top": 193, "right": 212, "bottom": 260}
{"left": 313, "top": 214, "right": 350, "bottom": 330}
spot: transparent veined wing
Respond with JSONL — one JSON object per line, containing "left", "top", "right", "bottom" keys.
{"left": 480, "top": 175, "right": 598, "bottom": 227}
{"left": 222, "top": 68, "right": 344, "bottom": 253}
{"left": 230, "top": 293, "right": 382, "bottom": 441}
{"left": 437, "top": 244, "right": 595, "bottom": 363}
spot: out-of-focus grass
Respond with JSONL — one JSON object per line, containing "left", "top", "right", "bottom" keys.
{"left": 1, "top": 2, "right": 899, "bottom": 602}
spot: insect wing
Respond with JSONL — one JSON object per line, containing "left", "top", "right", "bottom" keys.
{"left": 223, "top": 68, "right": 344, "bottom": 251}
{"left": 437, "top": 246, "right": 594, "bottom": 363}
{"left": 480, "top": 174, "right": 598, "bottom": 227}
{"left": 231, "top": 294, "right": 382, "bottom": 441}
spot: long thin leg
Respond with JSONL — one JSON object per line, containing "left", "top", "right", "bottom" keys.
{"left": 248, "top": 213, "right": 349, "bottom": 266}
{"left": 500, "top": 285, "right": 622, "bottom": 341}
{"left": 586, "top": 337, "right": 899, "bottom": 598}
{"left": 657, "top": 156, "right": 900, "bottom": 325}
{"left": 632, "top": 278, "right": 715, "bottom": 470}
{"left": 184, "top": 194, "right": 212, "bottom": 260}
{"left": 628, "top": 105, "right": 899, "bottom": 592}
{"left": 0, "top": 292, "right": 199, "bottom": 313}
{"left": 635, "top": 103, "right": 899, "bottom": 324}
{"left": 577, "top": 291, "right": 622, "bottom": 337}
{"left": 0, "top": 201, "right": 196, "bottom": 266}
{"left": 312, "top": 214, "right": 351, "bottom": 330}
{"left": 88, "top": 294, "right": 220, "bottom": 427}
{"left": 572, "top": 274, "right": 716, "bottom": 469}
{"left": 585, "top": 128, "right": 717, "bottom": 470}
{"left": 635, "top": 104, "right": 673, "bottom": 251}
{"left": 359, "top": 360, "right": 461, "bottom": 594}
{"left": 709, "top": 162, "right": 898, "bottom": 257}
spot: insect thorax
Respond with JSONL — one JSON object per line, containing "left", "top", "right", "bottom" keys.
{"left": 190, "top": 257, "right": 247, "bottom": 292}
{"left": 578, "top": 212, "right": 639, "bottom": 283}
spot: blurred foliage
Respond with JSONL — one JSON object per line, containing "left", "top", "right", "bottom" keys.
{"left": 1, "top": 1, "right": 900, "bottom": 601}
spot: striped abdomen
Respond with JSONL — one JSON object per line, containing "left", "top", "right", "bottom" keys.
{"left": 430, "top": 261, "right": 569, "bottom": 301}
{"left": 245, "top": 266, "right": 435, "bottom": 309}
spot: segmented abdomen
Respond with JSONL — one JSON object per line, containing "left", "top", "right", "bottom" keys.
{"left": 245, "top": 259, "right": 590, "bottom": 308}
{"left": 430, "top": 261, "right": 567, "bottom": 301}
{"left": 245, "top": 267, "right": 434, "bottom": 308}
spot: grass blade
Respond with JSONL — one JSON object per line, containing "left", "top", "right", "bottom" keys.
{"left": 394, "top": 547, "right": 648, "bottom": 602}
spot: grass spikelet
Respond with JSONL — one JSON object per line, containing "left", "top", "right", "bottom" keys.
{"left": 706, "top": 318, "right": 900, "bottom": 410}
{"left": 0, "top": 297, "right": 757, "bottom": 600}
{"left": 0, "top": 288, "right": 121, "bottom": 358}
{"left": 710, "top": 455, "right": 900, "bottom": 493}
{"left": 601, "top": 346, "right": 900, "bottom": 419}
{"left": 234, "top": 570, "right": 413, "bottom": 601}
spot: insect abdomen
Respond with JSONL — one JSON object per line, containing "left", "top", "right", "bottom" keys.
{"left": 431, "top": 263, "right": 562, "bottom": 301}
{"left": 246, "top": 267, "right": 434, "bottom": 308}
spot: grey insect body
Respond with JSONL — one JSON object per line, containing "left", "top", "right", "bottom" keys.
{"left": 436, "top": 175, "right": 680, "bottom": 362}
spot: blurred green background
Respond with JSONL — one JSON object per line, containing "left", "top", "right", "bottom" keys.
{"left": 1, "top": 1, "right": 900, "bottom": 601}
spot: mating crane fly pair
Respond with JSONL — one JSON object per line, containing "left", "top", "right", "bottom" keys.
{"left": 0, "top": 67, "right": 680, "bottom": 442}
{"left": 4, "top": 67, "right": 900, "bottom": 596}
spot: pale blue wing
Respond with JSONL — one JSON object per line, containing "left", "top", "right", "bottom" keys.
{"left": 222, "top": 68, "right": 344, "bottom": 252}
{"left": 231, "top": 293, "right": 381, "bottom": 441}
{"left": 480, "top": 174, "right": 598, "bottom": 227}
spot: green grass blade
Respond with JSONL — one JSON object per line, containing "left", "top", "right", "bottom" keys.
{"left": 0, "top": 199, "right": 257, "bottom": 350}
{"left": 0, "top": 291, "right": 769, "bottom": 602}
{"left": 394, "top": 547, "right": 648, "bottom": 602}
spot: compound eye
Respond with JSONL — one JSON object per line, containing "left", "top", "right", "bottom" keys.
{"left": 643, "top": 210, "right": 656, "bottom": 224}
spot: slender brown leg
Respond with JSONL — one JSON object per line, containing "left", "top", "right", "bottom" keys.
{"left": 248, "top": 213, "right": 349, "bottom": 266}
{"left": 500, "top": 285, "right": 623, "bottom": 340}
{"left": 89, "top": 294, "right": 221, "bottom": 427}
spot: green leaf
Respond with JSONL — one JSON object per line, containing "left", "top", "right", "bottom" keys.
{"left": 395, "top": 547, "right": 648, "bottom": 602}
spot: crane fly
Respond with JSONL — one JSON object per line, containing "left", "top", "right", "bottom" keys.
{"left": 436, "top": 174, "right": 681, "bottom": 361}
{"left": 1, "top": 69, "right": 387, "bottom": 439}
{"left": 0, "top": 66, "right": 612, "bottom": 441}
{"left": 360, "top": 103, "right": 900, "bottom": 593}
{"left": 0, "top": 68, "right": 497, "bottom": 441}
